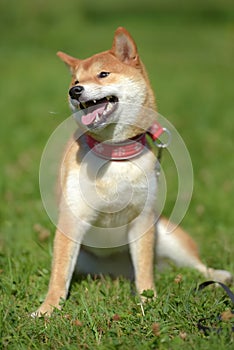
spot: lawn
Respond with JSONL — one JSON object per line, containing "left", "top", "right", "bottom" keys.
{"left": 0, "top": 0, "right": 233, "bottom": 349}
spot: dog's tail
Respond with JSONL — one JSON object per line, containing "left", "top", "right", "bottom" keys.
{"left": 156, "top": 217, "right": 232, "bottom": 284}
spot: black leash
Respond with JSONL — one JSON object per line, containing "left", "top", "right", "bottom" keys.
{"left": 196, "top": 281, "right": 234, "bottom": 335}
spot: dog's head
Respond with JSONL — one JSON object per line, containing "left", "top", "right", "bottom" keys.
{"left": 57, "top": 27, "right": 156, "bottom": 141}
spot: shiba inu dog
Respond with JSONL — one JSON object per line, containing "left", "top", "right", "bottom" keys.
{"left": 33, "top": 27, "right": 232, "bottom": 316}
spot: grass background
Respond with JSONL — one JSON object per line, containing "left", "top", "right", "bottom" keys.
{"left": 0, "top": 0, "right": 233, "bottom": 348}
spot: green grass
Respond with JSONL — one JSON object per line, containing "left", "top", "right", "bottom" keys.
{"left": 0, "top": 0, "right": 234, "bottom": 348}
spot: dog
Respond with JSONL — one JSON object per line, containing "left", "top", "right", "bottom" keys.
{"left": 33, "top": 27, "right": 232, "bottom": 316}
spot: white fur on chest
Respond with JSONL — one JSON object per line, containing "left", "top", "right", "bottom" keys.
{"left": 61, "top": 147, "right": 157, "bottom": 248}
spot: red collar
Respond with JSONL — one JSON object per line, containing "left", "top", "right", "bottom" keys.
{"left": 85, "top": 121, "right": 164, "bottom": 160}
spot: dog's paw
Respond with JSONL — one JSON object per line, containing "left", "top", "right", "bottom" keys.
{"left": 31, "top": 304, "right": 56, "bottom": 318}
{"left": 31, "top": 310, "right": 42, "bottom": 318}
{"left": 140, "top": 288, "right": 157, "bottom": 304}
{"left": 207, "top": 268, "right": 233, "bottom": 285}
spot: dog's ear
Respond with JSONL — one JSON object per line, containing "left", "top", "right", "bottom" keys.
{"left": 57, "top": 51, "right": 80, "bottom": 73}
{"left": 111, "top": 27, "right": 140, "bottom": 66}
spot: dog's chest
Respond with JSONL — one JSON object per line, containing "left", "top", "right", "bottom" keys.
{"left": 62, "top": 148, "right": 158, "bottom": 249}
{"left": 65, "top": 149, "right": 157, "bottom": 224}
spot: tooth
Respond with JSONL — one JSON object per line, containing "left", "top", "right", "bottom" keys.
{"left": 106, "top": 103, "right": 112, "bottom": 112}
{"left": 93, "top": 99, "right": 97, "bottom": 104}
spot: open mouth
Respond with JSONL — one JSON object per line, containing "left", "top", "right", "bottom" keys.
{"left": 78, "top": 96, "right": 118, "bottom": 128}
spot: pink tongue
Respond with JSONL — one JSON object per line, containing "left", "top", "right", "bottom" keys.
{"left": 81, "top": 104, "right": 106, "bottom": 126}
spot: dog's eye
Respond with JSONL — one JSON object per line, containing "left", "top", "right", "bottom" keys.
{"left": 74, "top": 80, "right": 79, "bottom": 85}
{"left": 97, "top": 72, "right": 110, "bottom": 79}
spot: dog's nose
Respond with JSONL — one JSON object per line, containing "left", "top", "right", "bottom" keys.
{"left": 69, "top": 85, "right": 84, "bottom": 99}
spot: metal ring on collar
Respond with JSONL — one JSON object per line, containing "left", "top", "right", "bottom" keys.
{"left": 154, "top": 127, "right": 171, "bottom": 148}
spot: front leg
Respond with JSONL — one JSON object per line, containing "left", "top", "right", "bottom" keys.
{"left": 129, "top": 214, "right": 156, "bottom": 298}
{"left": 32, "top": 229, "right": 80, "bottom": 317}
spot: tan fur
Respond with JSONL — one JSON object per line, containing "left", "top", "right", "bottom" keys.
{"left": 33, "top": 27, "right": 232, "bottom": 317}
